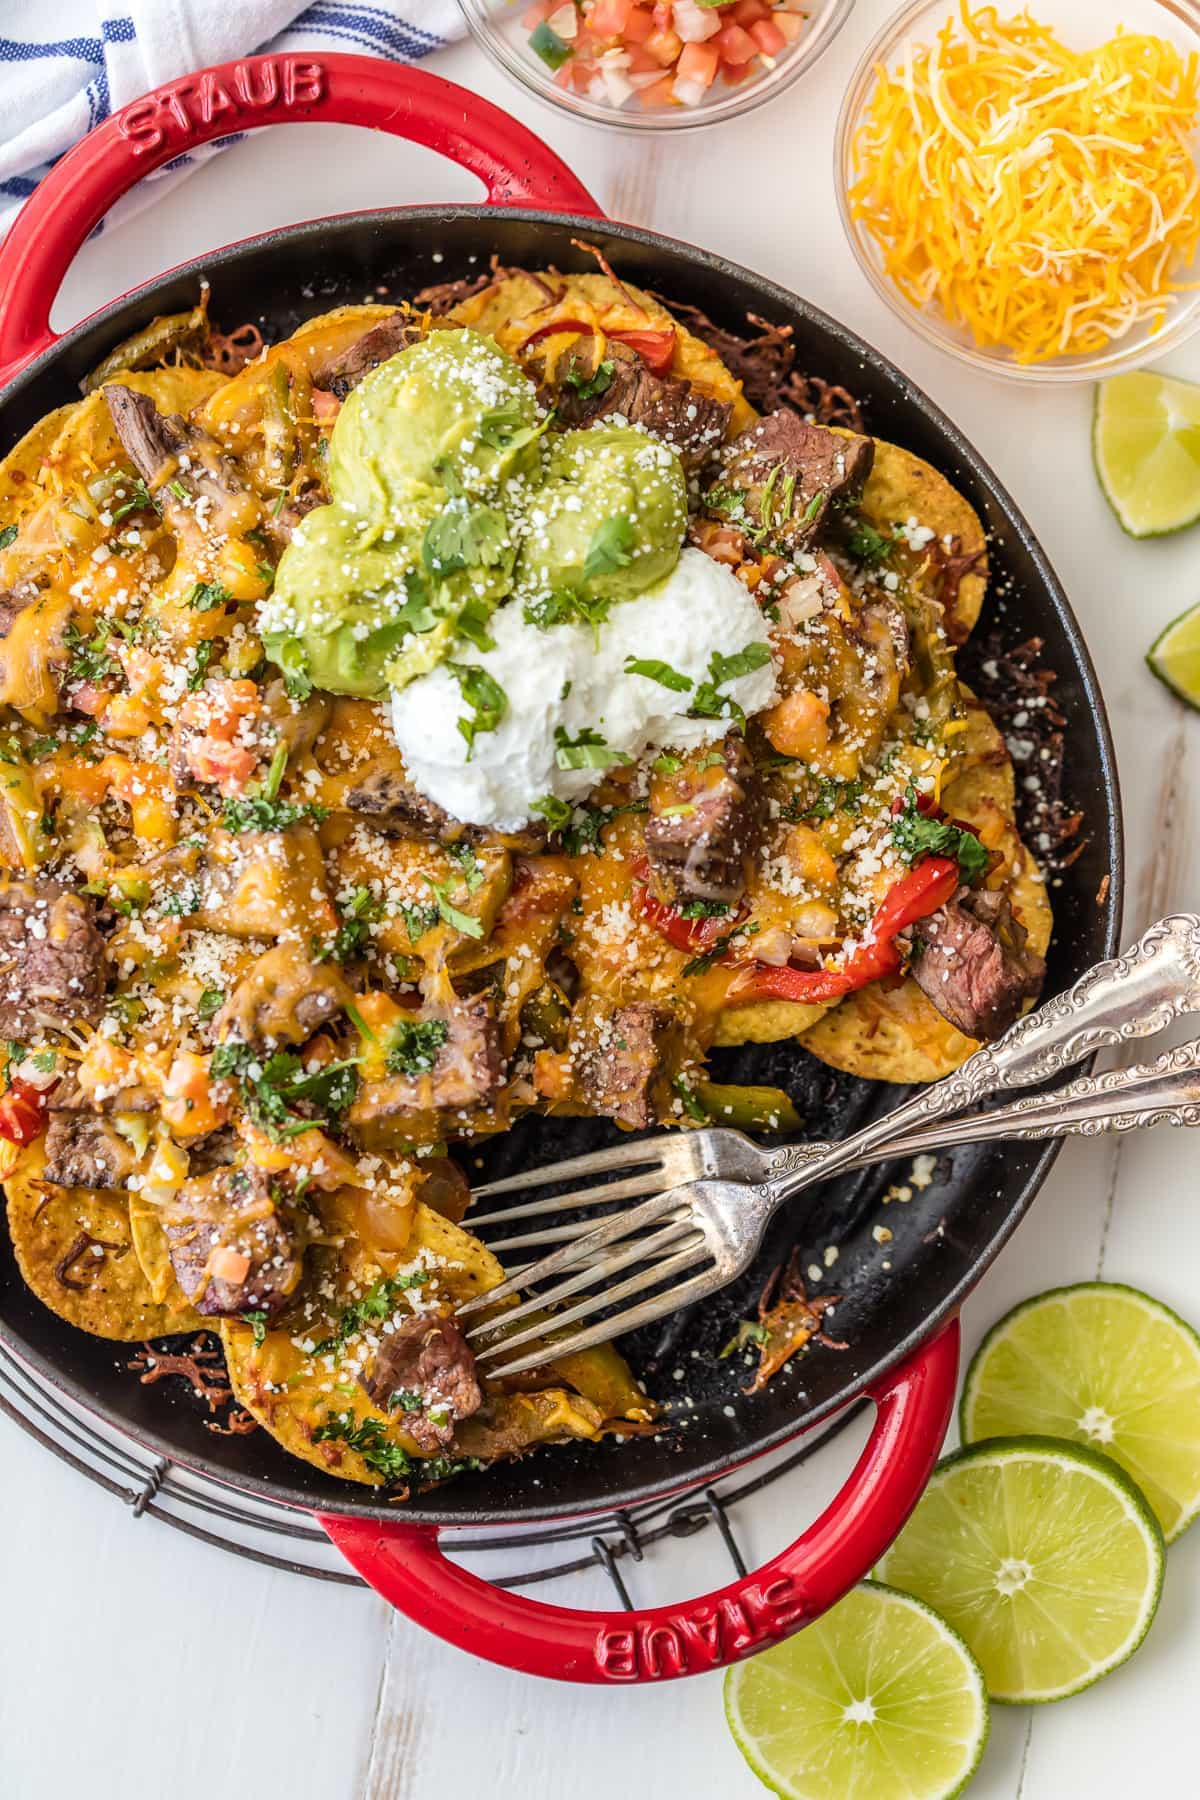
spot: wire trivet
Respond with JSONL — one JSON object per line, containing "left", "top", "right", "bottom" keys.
{"left": 0, "top": 1335, "right": 868, "bottom": 1603}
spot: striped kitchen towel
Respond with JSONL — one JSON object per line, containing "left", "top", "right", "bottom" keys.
{"left": 0, "top": 0, "right": 464, "bottom": 238}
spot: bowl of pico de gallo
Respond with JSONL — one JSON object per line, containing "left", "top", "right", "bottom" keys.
{"left": 457, "top": 0, "right": 856, "bottom": 129}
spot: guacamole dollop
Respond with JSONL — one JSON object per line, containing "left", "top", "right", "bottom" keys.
{"left": 261, "top": 327, "right": 688, "bottom": 699}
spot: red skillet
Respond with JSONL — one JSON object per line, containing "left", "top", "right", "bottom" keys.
{"left": 0, "top": 52, "right": 1118, "bottom": 1683}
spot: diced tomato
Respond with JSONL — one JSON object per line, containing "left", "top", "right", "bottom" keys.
{"left": 677, "top": 40, "right": 720, "bottom": 84}
{"left": 638, "top": 72, "right": 680, "bottom": 105}
{"left": 623, "top": 4, "right": 656, "bottom": 43}
{"left": 749, "top": 16, "right": 787, "bottom": 55}
{"left": 732, "top": 0, "right": 770, "bottom": 23}
{"left": 774, "top": 11, "right": 805, "bottom": 40}
{"left": 696, "top": 522, "right": 748, "bottom": 564}
{"left": 716, "top": 22, "right": 759, "bottom": 63}
{"left": 522, "top": 2, "right": 552, "bottom": 25}
{"left": 185, "top": 739, "right": 259, "bottom": 793}
{"left": 726, "top": 858, "right": 961, "bottom": 1006}
{"left": 652, "top": 1, "right": 674, "bottom": 25}
{"left": 626, "top": 43, "right": 661, "bottom": 72}
{"left": 0, "top": 1080, "right": 51, "bottom": 1148}
{"left": 645, "top": 26, "right": 683, "bottom": 64}
{"left": 312, "top": 388, "right": 341, "bottom": 424}
{"left": 609, "top": 325, "right": 676, "bottom": 372}
{"left": 590, "top": 0, "right": 634, "bottom": 34}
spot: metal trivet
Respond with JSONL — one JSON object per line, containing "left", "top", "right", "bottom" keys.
{"left": 0, "top": 1336, "right": 867, "bottom": 1602}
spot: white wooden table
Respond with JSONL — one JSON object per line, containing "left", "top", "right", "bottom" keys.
{"left": 4, "top": 5, "right": 1200, "bottom": 1794}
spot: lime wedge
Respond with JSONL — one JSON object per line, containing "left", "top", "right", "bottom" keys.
{"left": 724, "top": 1581, "right": 988, "bottom": 1800}
{"left": 1094, "top": 370, "right": 1200, "bottom": 537}
{"left": 1147, "top": 602, "right": 1200, "bottom": 710}
{"left": 876, "top": 1439, "right": 1164, "bottom": 1703}
{"left": 961, "top": 1281, "right": 1200, "bottom": 1542}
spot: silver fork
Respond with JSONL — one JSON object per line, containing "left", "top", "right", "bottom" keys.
{"left": 460, "top": 913, "right": 1200, "bottom": 1375}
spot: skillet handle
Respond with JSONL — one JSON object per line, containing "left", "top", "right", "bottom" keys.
{"left": 319, "top": 1319, "right": 959, "bottom": 1684}
{"left": 0, "top": 51, "right": 601, "bottom": 386}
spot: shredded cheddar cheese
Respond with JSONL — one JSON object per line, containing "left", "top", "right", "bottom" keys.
{"left": 848, "top": 2, "right": 1200, "bottom": 362}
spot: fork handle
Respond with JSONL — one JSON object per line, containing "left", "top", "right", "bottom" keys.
{"left": 769, "top": 913, "right": 1200, "bottom": 1194}
{"left": 866, "top": 1037, "right": 1200, "bottom": 1161}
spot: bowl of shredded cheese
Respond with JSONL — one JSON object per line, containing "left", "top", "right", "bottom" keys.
{"left": 835, "top": 0, "right": 1200, "bottom": 378}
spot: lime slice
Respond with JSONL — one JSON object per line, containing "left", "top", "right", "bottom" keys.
{"left": 877, "top": 1438, "right": 1164, "bottom": 1703}
{"left": 1147, "top": 602, "right": 1200, "bottom": 710}
{"left": 724, "top": 1581, "right": 988, "bottom": 1800}
{"left": 961, "top": 1281, "right": 1200, "bottom": 1542}
{"left": 1094, "top": 369, "right": 1200, "bottom": 537}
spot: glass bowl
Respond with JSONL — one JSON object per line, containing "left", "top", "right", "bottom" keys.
{"left": 458, "top": 0, "right": 857, "bottom": 132}
{"left": 835, "top": 0, "right": 1200, "bottom": 382}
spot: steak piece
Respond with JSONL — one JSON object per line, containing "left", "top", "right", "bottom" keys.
{"left": 0, "top": 585, "right": 35, "bottom": 637}
{"left": 349, "top": 995, "right": 505, "bottom": 1139}
{"left": 315, "top": 312, "right": 424, "bottom": 398}
{"left": 574, "top": 1000, "right": 674, "bottom": 1131}
{"left": 360, "top": 1313, "right": 482, "bottom": 1452}
{"left": 104, "top": 384, "right": 262, "bottom": 537}
{"left": 42, "top": 1112, "right": 138, "bottom": 1190}
{"left": 344, "top": 768, "right": 458, "bottom": 841}
{"left": 165, "top": 1166, "right": 304, "bottom": 1321}
{"left": 645, "top": 737, "right": 761, "bottom": 906}
{"left": 552, "top": 342, "right": 730, "bottom": 471}
{"left": 0, "top": 880, "right": 107, "bottom": 1036}
{"left": 721, "top": 410, "right": 875, "bottom": 551}
{"left": 911, "top": 888, "right": 1045, "bottom": 1041}
{"left": 214, "top": 942, "right": 353, "bottom": 1047}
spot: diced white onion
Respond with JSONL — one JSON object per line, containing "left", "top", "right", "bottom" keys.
{"left": 673, "top": 0, "right": 722, "bottom": 43}
{"left": 626, "top": 68, "right": 665, "bottom": 90}
{"left": 601, "top": 66, "right": 635, "bottom": 106}
{"left": 671, "top": 74, "right": 708, "bottom": 106}
{"left": 547, "top": 3, "right": 578, "bottom": 38}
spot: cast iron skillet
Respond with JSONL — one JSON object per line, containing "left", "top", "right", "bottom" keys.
{"left": 0, "top": 57, "right": 1120, "bottom": 1678}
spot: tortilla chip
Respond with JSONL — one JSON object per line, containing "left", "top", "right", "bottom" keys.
{"left": 448, "top": 271, "right": 755, "bottom": 435}
{"left": 127, "top": 1193, "right": 204, "bottom": 1322}
{"left": 5, "top": 1148, "right": 198, "bottom": 1340}
{"left": 221, "top": 1198, "right": 652, "bottom": 1487}
{"left": 862, "top": 440, "right": 988, "bottom": 637}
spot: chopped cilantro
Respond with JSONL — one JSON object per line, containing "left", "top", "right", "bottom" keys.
{"left": 387, "top": 1017, "right": 449, "bottom": 1076}
{"left": 109, "top": 476, "right": 156, "bottom": 525}
{"left": 423, "top": 874, "right": 484, "bottom": 939}
{"left": 624, "top": 655, "right": 692, "bottom": 693}
{"left": 63, "top": 619, "right": 115, "bottom": 686}
{"left": 242, "top": 1310, "right": 269, "bottom": 1347}
{"left": 531, "top": 794, "right": 572, "bottom": 831}
{"left": 582, "top": 513, "right": 635, "bottom": 583}
{"left": 682, "top": 920, "right": 759, "bottom": 977}
{"left": 210, "top": 1041, "right": 359, "bottom": 1139}
{"left": 690, "top": 642, "right": 772, "bottom": 736}
{"left": 446, "top": 662, "right": 507, "bottom": 758}
{"left": 197, "top": 987, "right": 225, "bottom": 1021}
{"left": 317, "top": 886, "right": 383, "bottom": 963}
{"left": 310, "top": 1271, "right": 432, "bottom": 1356}
{"left": 843, "top": 519, "right": 892, "bottom": 568}
{"left": 0, "top": 524, "right": 16, "bottom": 550}
{"left": 677, "top": 897, "right": 731, "bottom": 919}
{"left": 187, "top": 579, "right": 233, "bottom": 611}
{"left": 422, "top": 501, "right": 508, "bottom": 578}
{"left": 187, "top": 641, "right": 215, "bottom": 691}
{"left": 400, "top": 900, "right": 440, "bottom": 942}
{"left": 554, "top": 725, "right": 632, "bottom": 771}
{"left": 523, "top": 587, "right": 614, "bottom": 642}
{"left": 790, "top": 776, "right": 864, "bottom": 823}
{"left": 158, "top": 881, "right": 201, "bottom": 918}
{"left": 653, "top": 753, "right": 682, "bottom": 774}
{"left": 890, "top": 784, "right": 989, "bottom": 883}
{"left": 220, "top": 795, "right": 327, "bottom": 833}
{"left": 564, "top": 358, "right": 614, "bottom": 400}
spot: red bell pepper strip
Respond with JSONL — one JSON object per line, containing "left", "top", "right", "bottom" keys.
{"left": 632, "top": 858, "right": 742, "bottom": 955}
{"left": 727, "top": 856, "right": 961, "bottom": 1006}
{"left": 520, "top": 318, "right": 596, "bottom": 350}
{"left": 0, "top": 1078, "right": 53, "bottom": 1148}
{"left": 608, "top": 326, "right": 676, "bottom": 374}
{"left": 519, "top": 320, "right": 676, "bottom": 376}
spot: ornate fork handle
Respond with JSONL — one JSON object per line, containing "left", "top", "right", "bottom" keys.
{"left": 873, "top": 1037, "right": 1200, "bottom": 1158}
{"left": 764, "top": 913, "right": 1200, "bottom": 1194}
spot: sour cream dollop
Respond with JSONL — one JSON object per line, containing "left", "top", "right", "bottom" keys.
{"left": 389, "top": 548, "right": 778, "bottom": 830}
